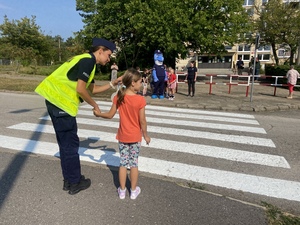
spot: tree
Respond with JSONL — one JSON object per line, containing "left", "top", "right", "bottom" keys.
{"left": 0, "top": 15, "right": 52, "bottom": 66}
{"left": 76, "top": 0, "right": 249, "bottom": 69}
{"left": 254, "top": 0, "right": 300, "bottom": 65}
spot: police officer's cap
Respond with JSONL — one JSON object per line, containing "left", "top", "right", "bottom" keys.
{"left": 92, "top": 38, "right": 116, "bottom": 52}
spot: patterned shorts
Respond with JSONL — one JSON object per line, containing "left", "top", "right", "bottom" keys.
{"left": 119, "top": 142, "right": 141, "bottom": 168}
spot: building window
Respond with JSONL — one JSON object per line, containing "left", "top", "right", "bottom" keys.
{"left": 243, "top": 0, "right": 254, "bottom": 6}
{"left": 238, "top": 44, "right": 251, "bottom": 52}
{"left": 258, "top": 45, "right": 271, "bottom": 51}
{"left": 283, "top": 0, "right": 300, "bottom": 8}
{"left": 238, "top": 54, "right": 250, "bottom": 61}
{"left": 278, "top": 49, "right": 290, "bottom": 58}
{"left": 258, "top": 54, "right": 270, "bottom": 61}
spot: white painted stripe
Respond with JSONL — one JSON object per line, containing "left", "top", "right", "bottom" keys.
{"left": 81, "top": 104, "right": 258, "bottom": 125}
{"left": 77, "top": 110, "right": 265, "bottom": 134}
{"left": 0, "top": 135, "right": 298, "bottom": 202}
{"left": 139, "top": 158, "right": 300, "bottom": 202}
{"left": 93, "top": 101, "right": 256, "bottom": 119}
{"left": 9, "top": 123, "right": 285, "bottom": 167}
{"left": 40, "top": 116, "right": 273, "bottom": 147}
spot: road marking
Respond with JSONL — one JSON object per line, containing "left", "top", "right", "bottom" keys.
{"left": 94, "top": 101, "right": 256, "bottom": 119}
{"left": 9, "top": 122, "right": 286, "bottom": 167}
{"left": 77, "top": 109, "right": 265, "bottom": 133}
{"left": 0, "top": 135, "right": 298, "bottom": 202}
{"left": 81, "top": 103, "right": 259, "bottom": 125}
{"left": 40, "top": 116, "right": 273, "bottom": 147}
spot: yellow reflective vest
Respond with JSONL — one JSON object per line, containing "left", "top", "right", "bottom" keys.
{"left": 35, "top": 53, "right": 96, "bottom": 117}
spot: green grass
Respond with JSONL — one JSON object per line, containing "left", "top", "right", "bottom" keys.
{"left": 262, "top": 202, "right": 300, "bottom": 225}
{"left": 0, "top": 64, "right": 113, "bottom": 94}
{"left": 0, "top": 77, "right": 41, "bottom": 92}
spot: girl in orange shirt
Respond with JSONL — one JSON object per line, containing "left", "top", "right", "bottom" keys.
{"left": 93, "top": 68, "right": 151, "bottom": 200}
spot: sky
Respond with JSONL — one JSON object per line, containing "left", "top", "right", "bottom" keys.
{"left": 0, "top": 0, "right": 84, "bottom": 40}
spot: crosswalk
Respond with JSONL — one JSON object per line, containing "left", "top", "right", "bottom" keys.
{"left": 1, "top": 100, "right": 300, "bottom": 202}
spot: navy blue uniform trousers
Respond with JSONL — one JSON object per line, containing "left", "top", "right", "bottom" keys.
{"left": 153, "top": 76, "right": 165, "bottom": 96}
{"left": 45, "top": 100, "right": 81, "bottom": 184}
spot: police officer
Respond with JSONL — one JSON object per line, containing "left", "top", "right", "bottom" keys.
{"left": 35, "top": 38, "right": 122, "bottom": 195}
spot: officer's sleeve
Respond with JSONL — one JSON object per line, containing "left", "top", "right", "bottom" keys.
{"left": 77, "top": 58, "right": 95, "bottom": 83}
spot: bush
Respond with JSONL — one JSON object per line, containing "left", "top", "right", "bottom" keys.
{"left": 265, "top": 64, "right": 300, "bottom": 90}
{"left": 265, "top": 64, "right": 300, "bottom": 76}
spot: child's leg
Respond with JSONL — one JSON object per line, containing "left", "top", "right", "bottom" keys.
{"left": 119, "top": 142, "right": 129, "bottom": 190}
{"left": 128, "top": 142, "right": 140, "bottom": 191}
{"left": 119, "top": 166, "right": 127, "bottom": 190}
{"left": 171, "top": 88, "right": 174, "bottom": 96}
{"left": 288, "top": 83, "right": 294, "bottom": 97}
{"left": 130, "top": 167, "right": 139, "bottom": 191}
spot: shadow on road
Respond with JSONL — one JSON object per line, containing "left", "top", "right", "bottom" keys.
{"left": 0, "top": 111, "right": 48, "bottom": 210}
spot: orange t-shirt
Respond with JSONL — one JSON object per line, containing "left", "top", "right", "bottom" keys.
{"left": 113, "top": 94, "right": 146, "bottom": 143}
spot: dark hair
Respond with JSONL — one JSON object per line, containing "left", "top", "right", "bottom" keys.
{"left": 89, "top": 46, "right": 109, "bottom": 53}
{"left": 116, "top": 68, "right": 141, "bottom": 108}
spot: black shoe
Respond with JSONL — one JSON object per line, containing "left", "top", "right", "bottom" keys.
{"left": 191, "top": 95, "right": 194, "bottom": 97}
{"left": 63, "top": 180, "right": 70, "bottom": 191}
{"left": 63, "top": 175, "right": 85, "bottom": 191}
{"left": 68, "top": 177, "right": 91, "bottom": 195}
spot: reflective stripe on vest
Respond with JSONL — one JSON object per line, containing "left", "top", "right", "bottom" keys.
{"left": 35, "top": 53, "right": 96, "bottom": 117}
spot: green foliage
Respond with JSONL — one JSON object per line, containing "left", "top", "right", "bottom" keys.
{"left": 265, "top": 64, "right": 300, "bottom": 90}
{"left": 0, "top": 16, "right": 51, "bottom": 65}
{"left": 0, "top": 16, "right": 86, "bottom": 67}
{"left": 265, "top": 64, "right": 300, "bottom": 76}
{"left": 76, "top": 0, "right": 249, "bottom": 69}
{"left": 253, "top": 0, "right": 300, "bottom": 65}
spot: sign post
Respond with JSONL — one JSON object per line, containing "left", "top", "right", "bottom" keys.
{"left": 250, "top": 34, "right": 260, "bottom": 102}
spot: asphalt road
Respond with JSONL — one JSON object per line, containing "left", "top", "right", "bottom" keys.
{"left": 1, "top": 91, "right": 300, "bottom": 224}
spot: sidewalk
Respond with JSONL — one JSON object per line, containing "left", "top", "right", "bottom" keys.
{"left": 97, "top": 81, "right": 300, "bottom": 112}
{"left": 1, "top": 73, "right": 299, "bottom": 112}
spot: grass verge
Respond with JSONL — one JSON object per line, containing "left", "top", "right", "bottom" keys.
{"left": 0, "top": 77, "right": 41, "bottom": 92}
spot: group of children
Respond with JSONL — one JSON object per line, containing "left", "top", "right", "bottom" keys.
{"left": 141, "top": 66, "right": 177, "bottom": 100}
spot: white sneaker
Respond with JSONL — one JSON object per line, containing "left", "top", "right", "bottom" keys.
{"left": 130, "top": 186, "right": 141, "bottom": 200}
{"left": 118, "top": 187, "right": 126, "bottom": 199}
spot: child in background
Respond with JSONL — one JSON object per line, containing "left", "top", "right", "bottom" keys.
{"left": 142, "top": 68, "right": 149, "bottom": 96}
{"left": 93, "top": 68, "right": 151, "bottom": 200}
{"left": 168, "top": 68, "right": 177, "bottom": 100}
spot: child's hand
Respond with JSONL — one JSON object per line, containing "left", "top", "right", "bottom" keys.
{"left": 144, "top": 136, "right": 151, "bottom": 145}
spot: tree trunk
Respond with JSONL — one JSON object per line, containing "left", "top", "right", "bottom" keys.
{"left": 296, "top": 44, "right": 300, "bottom": 65}
{"left": 290, "top": 49, "right": 294, "bottom": 65}
{"left": 271, "top": 43, "right": 279, "bottom": 65}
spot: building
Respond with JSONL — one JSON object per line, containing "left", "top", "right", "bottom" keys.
{"left": 176, "top": 0, "right": 298, "bottom": 73}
